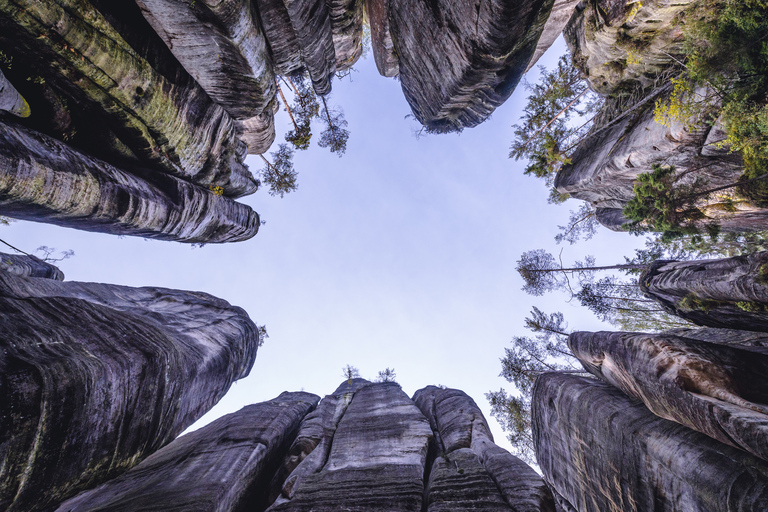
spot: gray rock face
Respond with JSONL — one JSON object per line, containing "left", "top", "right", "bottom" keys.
{"left": 237, "top": 107, "right": 278, "bottom": 155}
{"left": 413, "top": 386, "right": 556, "bottom": 512}
{"left": 525, "top": 0, "right": 580, "bottom": 73}
{"left": 0, "top": 120, "right": 260, "bottom": 244}
{"left": 389, "top": 0, "right": 553, "bottom": 132}
{"left": 570, "top": 330, "right": 768, "bottom": 464}
{"left": 136, "top": 0, "right": 277, "bottom": 121}
{"left": 0, "top": 0, "right": 256, "bottom": 198}
{"left": 56, "top": 393, "right": 319, "bottom": 512}
{"left": 0, "top": 271, "right": 259, "bottom": 511}
{"left": 564, "top": 0, "right": 695, "bottom": 95}
{"left": 268, "top": 380, "right": 433, "bottom": 511}
{"left": 327, "top": 0, "right": 364, "bottom": 70}
{"left": 0, "top": 252, "right": 64, "bottom": 280}
{"left": 640, "top": 253, "right": 768, "bottom": 331}
{"left": 365, "top": 0, "right": 399, "bottom": 77}
{"left": 0, "top": 69, "right": 30, "bottom": 118}
{"left": 533, "top": 372, "right": 768, "bottom": 512}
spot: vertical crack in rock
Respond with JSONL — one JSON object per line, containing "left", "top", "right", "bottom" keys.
{"left": 56, "top": 393, "right": 320, "bottom": 512}
{"left": 0, "top": 272, "right": 259, "bottom": 511}
{"left": 389, "top": 0, "right": 553, "bottom": 131}
{"left": 0, "top": 0, "right": 256, "bottom": 198}
{"left": 0, "top": 252, "right": 64, "bottom": 281}
{"left": 0, "top": 120, "right": 260, "bottom": 244}
{"left": 532, "top": 373, "right": 768, "bottom": 512}
{"left": 267, "top": 380, "right": 432, "bottom": 511}
{"left": 413, "top": 386, "right": 555, "bottom": 512}
{"left": 570, "top": 330, "right": 768, "bottom": 464}
{"left": 641, "top": 253, "right": 768, "bottom": 331}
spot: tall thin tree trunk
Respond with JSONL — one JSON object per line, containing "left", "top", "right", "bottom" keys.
{"left": 276, "top": 81, "right": 298, "bottom": 131}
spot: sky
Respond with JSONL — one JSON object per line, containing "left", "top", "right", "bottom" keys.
{"left": 1, "top": 38, "right": 646, "bottom": 454}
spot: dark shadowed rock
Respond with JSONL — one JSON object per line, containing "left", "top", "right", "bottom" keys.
{"left": 267, "top": 380, "right": 432, "bottom": 511}
{"left": 0, "top": 0, "right": 255, "bottom": 198}
{"left": 640, "top": 253, "right": 768, "bottom": 331}
{"left": 413, "top": 386, "right": 556, "bottom": 512}
{"left": 136, "top": 0, "right": 276, "bottom": 121}
{"left": 0, "top": 252, "right": 64, "bottom": 280}
{"left": 0, "top": 120, "right": 260, "bottom": 243}
{"left": 0, "top": 271, "right": 259, "bottom": 511}
{"left": 57, "top": 393, "right": 319, "bottom": 512}
{"left": 533, "top": 373, "right": 768, "bottom": 512}
{"left": 365, "top": 0, "right": 398, "bottom": 77}
{"left": 570, "top": 330, "right": 768, "bottom": 463}
{"left": 0, "top": 69, "right": 30, "bottom": 118}
{"left": 327, "top": 0, "right": 364, "bottom": 70}
{"left": 389, "top": 0, "right": 553, "bottom": 132}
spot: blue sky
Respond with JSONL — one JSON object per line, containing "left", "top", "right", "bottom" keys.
{"left": 1, "top": 38, "right": 645, "bottom": 453}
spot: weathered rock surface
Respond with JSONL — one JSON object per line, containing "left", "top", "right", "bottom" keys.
{"left": 533, "top": 372, "right": 768, "bottom": 512}
{"left": 0, "top": 119, "right": 260, "bottom": 243}
{"left": 267, "top": 380, "right": 433, "bottom": 511}
{"left": 0, "top": 0, "right": 256, "bottom": 198}
{"left": 413, "top": 386, "right": 556, "bottom": 512}
{"left": 0, "top": 271, "right": 259, "bottom": 511}
{"left": 0, "top": 69, "right": 29, "bottom": 118}
{"left": 570, "top": 330, "right": 768, "bottom": 463}
{"left": 565, "top": 0, "right": 695, "bottom": 95}
{"left": 136, "top": 0, "right": 276, "bottom": 121}
{"left": 525, "top": 0, "right": 580, "bottom": 72}
{"left": 640, "top": 253, "right": 768, "bottom": 331}
{"left": 57, "top": 393, "right": 319, "bottom": 512}
{"left": 328, "top": 0, "right": 364, "bottom": 70}
{"left": 254, "top": 0, "right": 336, "bottom": 95}
{"left": 365, "top": 0, "right": 398, "bottom": 77}
{"left": 237, "top": 107, "right": 278, "bottom": 155}
{"left": 0, "top": 251, "right": 64, "bottom": 280}
{"left": 389, "top": 0, "right": 553, "bottom": 132}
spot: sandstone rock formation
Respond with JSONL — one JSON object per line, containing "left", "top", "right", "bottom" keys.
{"left": 640, "top": 253, "right": 768, "bottom": 331}
{"left": 390, "top": 0, "right": 553, "bottom": 132}
{"left": 533, "top": 372, "right": 768, "bottom": 512}
{"left": 0, "top": 265, "right": 259, "bottom": 511}
{"left": 525, "top": 0, "right": 580, "bottom": 72}
{"left": 0, "top": 69, "right": 29, "bottom": 118}
{"left": 0, "top": 119, "right": 260, "bottom": 244}
{"left": 0, "top": 251, "right": 64, "bottom": 280}
{"left": 570, "top": 330, "right": 768, "bottom": 463}
{"left": 36, "top": 380, "right": 555, "bottom": 511}
{"left": 413, "top": 386, "right": 556, "bottom": 512}
{"left": 57, "top": 393, "right": 320, "bottom": 512}
{"left": 365, "top": 0, "right": 398, "bottom": 77}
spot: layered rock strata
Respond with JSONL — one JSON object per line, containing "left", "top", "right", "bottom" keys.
{"left": 533, "top": 373, "right": 768, "bottom": 512}
{"left": 389, "top": 0, "right": 553, "bottom": 132}
{"left": 570, "top": 330, "right": 768, "bottom": 463}
{"left": 365, "top": 0, "right": 398, "bottom": 77}
{"left": 525, "top": 0, "right": 580, "bottom": 72}
{"left": 640, "top": 253, "right": 768, "bottom": 331}
{"left": 0, "top": 119, "right": 260, "bottom": 243}
{"left": 0, "top": 251, "right": 64, "bottom": 280}
{"left": 57, "top": 393, "right": 320, "bottom": 512}
{"left": 413, "top": 386, "right": 556, "bottom": 512}
{"left": 0, "top": 268, "right": 259, "bottom": 511}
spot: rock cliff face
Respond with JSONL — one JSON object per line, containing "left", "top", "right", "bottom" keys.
{"left": 22, "top": 379, "right": 553, "bottom": 511}
{"left": 390, "top": 0, "right": 553, "bottom": 132}
{"left": 533, "top": 372, "right": 768, "bottom": 512}
{"left": 0, "top": 264, "right": 259, "bottom": 511}
{"left": 570, "top": 330, "right": 768, "bottom": 463}
{"left": 640, "top": 253, "right": 768, "bottom": 331}
{"left": 0, "top": 251, "right": 64, "bottom": 280}
{"left": 57, "top": 393, "right": 320, "bottom": 512}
